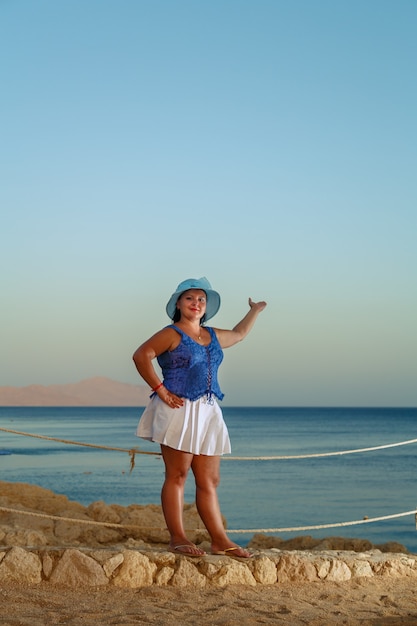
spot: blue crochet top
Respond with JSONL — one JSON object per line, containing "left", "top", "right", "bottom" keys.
{"left": 156, "top": 325, "right": 224, "bottom": 401}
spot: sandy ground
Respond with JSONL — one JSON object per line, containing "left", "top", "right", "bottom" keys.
{"left": 2, "top": 577, "right": 417, "bottom": 626}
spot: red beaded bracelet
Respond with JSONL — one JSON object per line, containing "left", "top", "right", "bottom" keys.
{"left": 152, "top": 383, "right": 164, "bottom": 392}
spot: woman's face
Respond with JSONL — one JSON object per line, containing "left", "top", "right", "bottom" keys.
{"left": 176, "top": 289, "right": 207, "bottom": 321}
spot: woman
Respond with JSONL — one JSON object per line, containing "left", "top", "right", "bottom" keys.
{"left": 132, "top": 277, "right": 267, "bottom": 558}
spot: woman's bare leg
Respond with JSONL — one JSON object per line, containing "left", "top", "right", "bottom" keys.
{"left": 160, "top": 445, "right": 205, "bottom": 555}
{"left": 191, "top": 454, "right": 251, "bottom": 557}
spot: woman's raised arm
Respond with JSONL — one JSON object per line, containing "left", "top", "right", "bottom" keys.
{"left": 215, "top": 298, "right": 267, "bottom": 349}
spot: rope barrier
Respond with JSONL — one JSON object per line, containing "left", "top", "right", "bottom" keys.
{"left": 0, "top": 506, "right": 160, "bottom": 530}
{"left": 226, "top": 437, "right": 417, "bottom": 460}
{"left": 1, "top": 505, "right": 416, "bottom": 535}
{"left": 226, "top": 510, "right": 417, "bottom": 534}
{"left": 2, "top": 427, "right": 417, "bottom": 462}
{"left": 2, "top": 426, "right": 417, "bottom": 537}
{"left": 0, "top": 427, "right": 160, "bottom": 472}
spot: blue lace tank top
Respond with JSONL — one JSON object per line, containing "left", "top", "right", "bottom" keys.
{"left": 157, "top": 325, "right": 224, "bottom": 401}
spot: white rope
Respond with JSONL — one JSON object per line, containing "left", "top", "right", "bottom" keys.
{"left": 225, "top": 438, "right": 417, "bottom": 460}
{"left": 1, "top": 505, "right": 416, "bottom": 534}
{"left": 0, "top": 506, "right": 139, "bottom": 529}
{"left": 0, "top": 427, "right": 158, "bottom": 472}
{"left": 2, "top": 427, "right": 417, "bottom": 533}
{"left": 2, "top": 427, "right": 417, "bottom": 461}
{"left": 3, "top": 428, "right": 417, "bottom": 536}
{"left": 226, "top": 510, "right": 417, "bottom": 534}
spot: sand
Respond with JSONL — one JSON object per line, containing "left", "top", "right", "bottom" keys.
{"left": 2, "top": 577, "right": 417, "bottom": 625}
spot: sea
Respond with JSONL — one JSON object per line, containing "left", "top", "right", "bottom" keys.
{"left": 1, "top": 406, "right": 417, "bottom": 553}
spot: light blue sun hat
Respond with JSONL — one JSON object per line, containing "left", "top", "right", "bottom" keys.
{"left": 166, "top": 277, "right": 221, "bottom": 321}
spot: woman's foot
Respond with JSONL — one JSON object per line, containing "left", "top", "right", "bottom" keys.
{"left": 210, "top": 543, "right": 253, "bottom": 559}
{"left": 169, "top": 543, "right": 206, "bottom": 557}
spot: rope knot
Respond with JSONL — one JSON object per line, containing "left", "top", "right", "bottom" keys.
{"left": 128, "top": 449, "right": 137, "bottom": 473}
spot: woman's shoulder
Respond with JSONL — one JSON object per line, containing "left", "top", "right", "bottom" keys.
{"left": 150, "top": 325, "right": 182, "bottom": 354}
{"left": 151, "top": 325, "right": 178, "bottom": 338}
{"left": 161, "top": 325, "right": 184, "bottom": 341}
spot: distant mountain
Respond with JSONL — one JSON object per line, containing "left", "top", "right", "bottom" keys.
{"left": 0, "top": 377, "right": 150, "bottom": 406}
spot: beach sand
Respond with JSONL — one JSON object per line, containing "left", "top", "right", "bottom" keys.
{"left": 2, "top": 577, "right": 417, "bottom": 625}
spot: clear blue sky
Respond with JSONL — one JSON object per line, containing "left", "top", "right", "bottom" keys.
{"left": 1, "top": 0, "right": 416, "bottom": 406}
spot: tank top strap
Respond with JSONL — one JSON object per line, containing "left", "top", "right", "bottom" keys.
{"left": 168, "top": 324, "right": 185, "bottom": 336}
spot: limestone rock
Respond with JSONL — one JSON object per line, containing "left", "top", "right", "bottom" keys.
{"left": 148, "top": 551, "right": 176, "bottom": 567}
{"left": 51, "top": 517, "right": 121, "bottom": 546}
{"left": 155, "top": 565, "right": 174, "bottom": 585}
{"left": 0, "top": 546, "right": 42, "bottom": 584}
{"left": 0, "top": 546, "right": 416, "bottom": 589}
{"left": 316, "top": 558, "right": 331, "bottom": 579}
{"left": 102, "top": 553, "right": 124, "bottom": 578}
{"left": 49, "top": 548, "right": 108, "bottom": 586}
{"left": 42, "top": 553, "right": 54, "bottom": 578}
{"left": 276, "top": 553, "right": 318, "bottom": 583}
{"left": 325, "top": 558, "right": 352, "bottom": 582}
{"left": 0, "top": 482, "right": 77, "bottom": 515}
{"left": 112, "top": 550, "right": 157, "bottom": 588}
{"left": 210, "top": 559, "right": 257, "bottom": 587}
{"left": 251, "top": 555, "right": 277, "bottom": 585}
{"left": 170, "top": 558, "right": 207, "bottom": 588}
{"left": 248, "top": 532, "right": 409, "bottom": 554}
{"left": 107, "top": 503, "right": 168, "bottom": 544}
{"left": 87, "top": 501, "right": 121, "bottom": 524}
{"left": 372, "top": 556, "right": 417, "bottom": 578}
{"left": 200, "top": 557, "right": 224, "bottom": 579}
{"left": 378, "top": 542, "right": 410, "bottom": 554}
{"left": 4, "top": 528, "right": 48, "bottom": 547}
{"left": 249, "top": 534, "right": 318, "bottom": 551}
{"left": 314, "top": 537, "right": 366, "bottom": 552}
{"left": 350, "top": 558, "right": 374, "bottom": 578}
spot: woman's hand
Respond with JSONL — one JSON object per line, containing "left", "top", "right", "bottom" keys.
{"left": 156, "top": 385, "right": 184, "bottom": 409}
{"left": 215, "top": 297, "right": 267, "bottom": 348}
{"left": 248, "top": 297, "right": 267, "bottom": 312}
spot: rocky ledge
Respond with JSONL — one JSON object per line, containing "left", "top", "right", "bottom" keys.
{"left": 1, "top": 481, "right": 416, "bottom": 588}
{"left": 1, "top": 545, "right": 417, "bottom": 588}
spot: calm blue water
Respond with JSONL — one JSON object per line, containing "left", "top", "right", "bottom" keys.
{"left": 1, "top": 406, "right": 417, "bottom": 552}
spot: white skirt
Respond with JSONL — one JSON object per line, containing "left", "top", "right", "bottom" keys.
{"left": 136, "top": 395, "right": 231, "bottom": 456}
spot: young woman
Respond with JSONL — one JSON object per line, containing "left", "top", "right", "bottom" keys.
{"left": 133, "top": 277, "right": 266, "bottom": 557}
